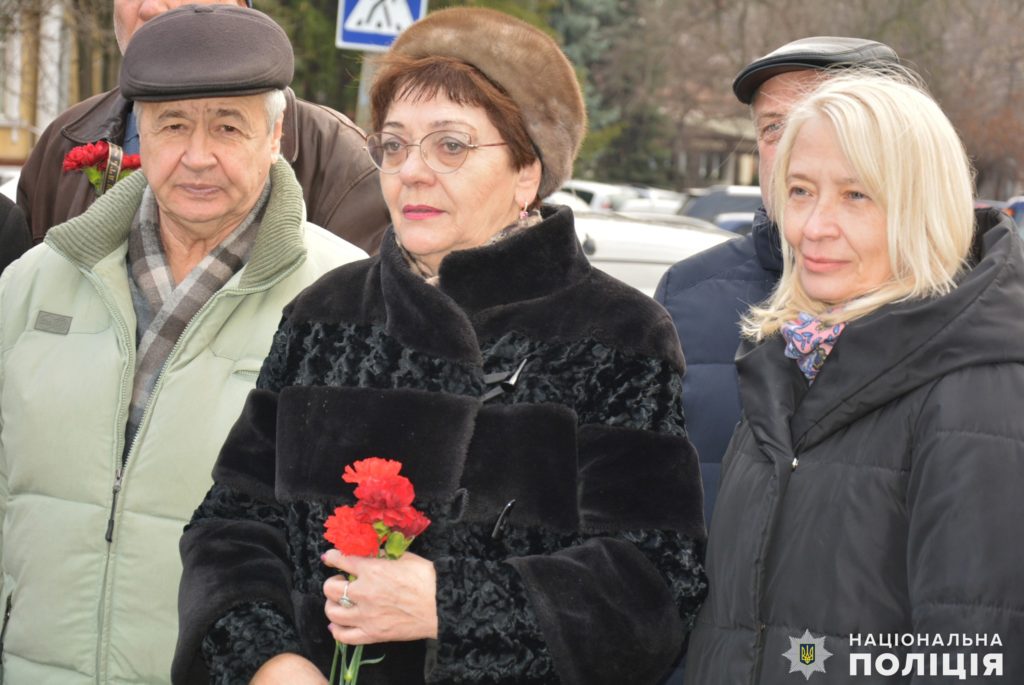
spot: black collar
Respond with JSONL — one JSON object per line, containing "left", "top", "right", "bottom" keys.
{"left": 376, "top": 205, "right": 592, "bottom": 364}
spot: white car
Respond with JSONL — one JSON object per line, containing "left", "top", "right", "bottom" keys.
{"left": 0, "top": 169, "right": 18, "bottom": 201}
{"left": 544, "top": 190, "right": 591, "bottom": 213}
{"left": 615, "top": 196, "right": 684, "bottom": 216}
{"left": 573, "top": 211, "right": 738, "bottom": 296}
{"left": 559, "top": 179, "right": 640, "bottom": 212}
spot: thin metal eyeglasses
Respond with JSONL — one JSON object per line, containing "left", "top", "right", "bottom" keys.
{"left": 364, "top": 130, "right": 508, "bottom": 174}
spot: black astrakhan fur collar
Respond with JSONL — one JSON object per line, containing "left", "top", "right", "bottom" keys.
{"left": 376, "top": 205, "right": 590, "bottom": 362}
{"left": 288, "top": 204, "right": 685, "bottom": 370}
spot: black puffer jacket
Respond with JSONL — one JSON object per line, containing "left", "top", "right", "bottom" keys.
{"left": 686, "top": 209, "right": 1024, "bottom": 684}
{"left": 172, "top": 206, "right": 707, "bottom": 684}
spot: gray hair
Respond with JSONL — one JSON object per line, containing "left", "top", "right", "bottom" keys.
{"left": 263, "top": 89, "right": 286, "bottom": 132}
{"left": 133, "top": 89, "right": 287, "bottom": 135}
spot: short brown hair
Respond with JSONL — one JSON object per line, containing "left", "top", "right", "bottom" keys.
{"left": 370, "top": 54, "right": 538, "bottom": 174}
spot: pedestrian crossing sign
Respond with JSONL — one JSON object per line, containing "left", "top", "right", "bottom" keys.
{"left": 336, "top": 0, "right": 428, "bottom": 52}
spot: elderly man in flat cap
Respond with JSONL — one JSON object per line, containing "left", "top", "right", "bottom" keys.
{"left": 653, "top": 37, "right": 900, "bottom": 530}
{"left": 15, "top": 0, "right": 389, "bottom": 258}
{"left": 0, "top": 6, "right": 365, "bottom": 683}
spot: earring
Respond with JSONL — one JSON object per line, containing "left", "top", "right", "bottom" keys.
{"left": 519, "top": 201, "right": 529, "bottom": 221}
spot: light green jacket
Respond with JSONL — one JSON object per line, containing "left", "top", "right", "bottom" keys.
{"left": 0, "top": 161, "right": 366, "bottom": 684}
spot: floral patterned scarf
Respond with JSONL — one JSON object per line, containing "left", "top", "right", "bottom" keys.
{"left": 780, "top": 312, "right": 847, "bottom": 383}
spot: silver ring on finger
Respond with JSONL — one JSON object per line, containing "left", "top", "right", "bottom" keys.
{"left": 339, "top": 579, "right": 356, "bottom": 608}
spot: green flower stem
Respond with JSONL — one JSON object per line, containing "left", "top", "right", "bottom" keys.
{"left": 329, "top": 643, "right": 350, "bottom": 683}
{"left": 343, "top": 644, "right": 363, "bottom": 684}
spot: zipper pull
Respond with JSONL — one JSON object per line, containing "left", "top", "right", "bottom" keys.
{"left": 105, "top": 469, "right": 124, "bottom": 542}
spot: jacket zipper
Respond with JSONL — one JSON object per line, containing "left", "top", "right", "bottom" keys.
{"left": 103, "top": 290, "right": 221, "bottom": 543}
{"left": 104, "top": 468, "right": 124, "bottom": 542}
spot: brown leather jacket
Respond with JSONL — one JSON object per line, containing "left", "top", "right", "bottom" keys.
{"left": 16, "top": 88, "right": 389, "bottom": 254}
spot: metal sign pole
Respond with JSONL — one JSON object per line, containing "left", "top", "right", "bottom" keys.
{"left": 354, "top": 56, "right": 378, "bottom": 133}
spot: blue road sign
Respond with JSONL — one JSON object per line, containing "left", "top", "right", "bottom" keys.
{"left": 337, "top": 0, "right": 427, "bottom": 52}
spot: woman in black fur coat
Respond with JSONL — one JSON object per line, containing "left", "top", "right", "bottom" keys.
{"left": 172, "top": 8, "right": 707, "bottom": 684}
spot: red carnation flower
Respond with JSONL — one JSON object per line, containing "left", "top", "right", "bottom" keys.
{"left": 342, "top": 457, "right": 403, "bottom": 484}
{"left": 62, "top": 141, "right": 109, "bottom": 171}
{"left": 354, "top": 474, "right": 414, "bottom": 509}
{"left": 389, "top": 506, "right": 431, "bottom": 538}
{"left": 323, "top": 505, "right": 380, "bottom": 557}
{"left": 62, "top": 141, "right": 140, "bottom": 194}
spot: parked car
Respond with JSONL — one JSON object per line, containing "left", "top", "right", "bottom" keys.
{"left": 560, "top": 179, "right": 641, "bottom": 212}
{"left": 628, "top": 184, "right": 686, "bottom": 201}
{"left": 713, "top": 211, "right": 756, "bottom": 235}
{"left": 574, "top": 211, "right": 738, "bottom": 296}
{"left": 615, "top": 196, "right": 685, "bottom": 216}
{"left": 679, "top": 185, "right": 762, "bottom": 230}
{"left": 544, "top": 190, "right": 592, "bottom": 213}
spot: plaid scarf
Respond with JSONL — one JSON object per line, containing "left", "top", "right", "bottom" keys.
{"left": 124, "top": 182, "right": 270, "bottom": 450}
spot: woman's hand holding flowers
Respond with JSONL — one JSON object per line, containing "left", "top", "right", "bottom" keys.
{"left": 322, "top": 549, "right": 438, "bottom": 645}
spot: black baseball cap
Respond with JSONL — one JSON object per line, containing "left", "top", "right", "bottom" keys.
{"left": 733, "top": 36, "right": 899, "bottom": 105}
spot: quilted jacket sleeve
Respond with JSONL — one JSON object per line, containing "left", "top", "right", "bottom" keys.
{"left": 908, "top": 364, "right": 1024, "bottom": 682}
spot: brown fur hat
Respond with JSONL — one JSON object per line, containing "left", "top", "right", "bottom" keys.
{"left": 389, "top": 8, "right": 586, "bottom": 199}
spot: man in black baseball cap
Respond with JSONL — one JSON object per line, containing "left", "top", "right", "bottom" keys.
{"left": 654, "top": 37, "right": 900, "bottom": 546}
{"left": 16, "top": 0, "right": 389, "bottom": 256}
{"left": 735, "top": 37, "right": 899, "bottom": 207}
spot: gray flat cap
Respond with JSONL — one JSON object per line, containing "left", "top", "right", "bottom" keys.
{"left": 733, "top": 36, "right": 899, "bottom": 105}
{"left": 121, "top": 5, "right": 294, "bottom": 102}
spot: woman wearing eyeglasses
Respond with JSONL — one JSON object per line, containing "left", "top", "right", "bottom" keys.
{"left": 172, "top": 8, "right": 707, "bottom": 685}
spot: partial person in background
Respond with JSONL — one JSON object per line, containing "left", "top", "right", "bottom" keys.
{"left": 654, "top": 37, "right": 899, "bottom": 526}
{"left": 172, "top": 8, "right": 707, "bottom": 684}
{"left": 0, "top": 194, "right": 30, "bottom": 273}
{"left": 0, "top": 7, "right": 365, "bottom": 683}
{"left": 687, "top": 72, "right": 1024, "bottom": 684}
{"left": 16, "top": 0, "right": 389, "bottom": 254}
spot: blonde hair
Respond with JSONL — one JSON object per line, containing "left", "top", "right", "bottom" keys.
{"left": 743, "top": 72, "right": 975, "bottom": 341}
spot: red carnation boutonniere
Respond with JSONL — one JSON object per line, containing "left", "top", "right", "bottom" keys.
{"left": 323, "top": 457, "right": 431, "bottom": 684}
{"left": 62, "top": 141, "right": 141, "bottom": 195}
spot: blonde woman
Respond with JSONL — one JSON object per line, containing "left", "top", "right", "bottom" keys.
{"left": 686, "top": 73, "right": 1024, "bottom": 683}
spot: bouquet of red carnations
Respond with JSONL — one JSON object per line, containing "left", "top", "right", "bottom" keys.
{"left": 323, "top": 457, "right": 431, "bottom": 684}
